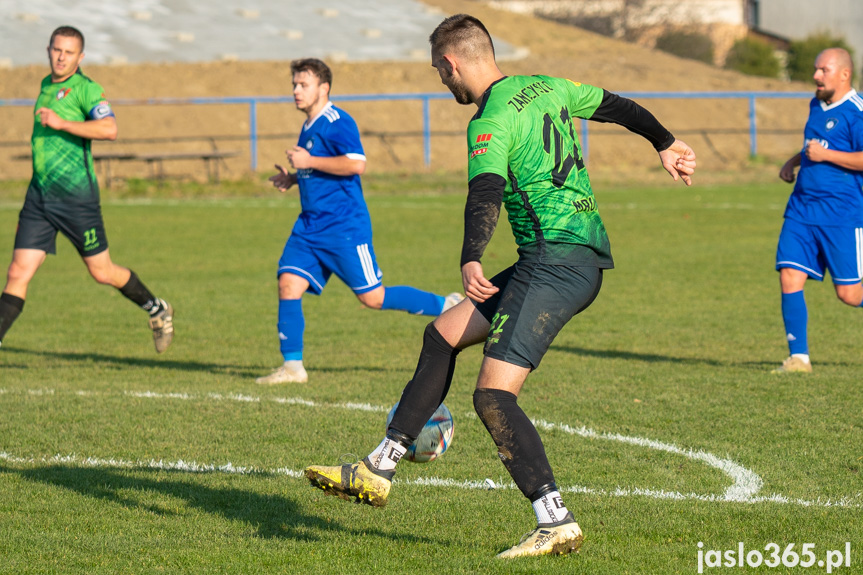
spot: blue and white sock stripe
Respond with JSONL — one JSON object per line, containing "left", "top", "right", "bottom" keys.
{"left": 356, "top": 243, "right": 379, "bottom": 287}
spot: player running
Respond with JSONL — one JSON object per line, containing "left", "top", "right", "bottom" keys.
{"left": 304, "top": 15, "right": 696, "bottom": 558}
{"left": 774, "top": 47, "right": 863, "bottom": 373}
{"left": 0, "top": 26, "right": 174, "bottom": 353}
{"left": 257, "top": 58, "right": 461, "bottom": 384}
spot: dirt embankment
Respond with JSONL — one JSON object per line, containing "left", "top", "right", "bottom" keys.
{"left": 0, "top": 0, "right": 813, "bottom": 187}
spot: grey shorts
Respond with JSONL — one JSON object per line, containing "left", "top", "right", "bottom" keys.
{"left": 474, "top": 261, "right": 603, "bottom": 369}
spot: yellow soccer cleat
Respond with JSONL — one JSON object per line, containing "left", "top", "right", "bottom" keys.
{"left": 304, "top": 458, "right": 392, "bottom": 507}
{"left": 497, "top": 514, "right": 584, "bottom": 559}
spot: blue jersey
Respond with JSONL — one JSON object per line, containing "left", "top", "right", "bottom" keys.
{"left": 290, "top": 102, "right": 371, "bottom": 245}
{"left": 785, "top": 89, "right": 863, "bottom": 227}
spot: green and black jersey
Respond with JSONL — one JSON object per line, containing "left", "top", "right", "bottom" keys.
{"left": 28, "top": 70, "right": 115, "bottom": 203}
{"left": 467, "top": 75, "right": 611, "bottom": 266}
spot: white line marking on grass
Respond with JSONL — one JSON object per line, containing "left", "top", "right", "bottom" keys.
{"left": 532, "top": 419, "right": 762, "bottom": 502}
{"left": 126, "top": 391, "right": 194, "bottom": 400}
{"left": 7, "top": 389, "right": 861, "bottom": 508}
{"left": 0, "top": 450, "right": 858, "bottom": 509}
{"left": 0, "top": 452, "right": 306, "bottom": 479}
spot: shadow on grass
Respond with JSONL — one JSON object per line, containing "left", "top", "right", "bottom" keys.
{"left": 550, "top": 344, "right": 724, "bottom": 366}
{"left": 2, "top": 464, "right": 433, "bottom": 544}
{"left": 1, "top": 347, "right": 261, "bottom": 378}
{"left": 1, "top": 347, "right": 400, "bottom": 378}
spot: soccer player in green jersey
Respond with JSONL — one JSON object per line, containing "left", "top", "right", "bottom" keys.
{"left": 0, "top": 26, "right": 174, "bottom": 353}
{"left": 304, "top": 14, "right": 696, "bottom": 557}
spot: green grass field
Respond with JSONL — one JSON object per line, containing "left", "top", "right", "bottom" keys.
{"left": 0, "top": 173, "right": 861, "bottom": 574}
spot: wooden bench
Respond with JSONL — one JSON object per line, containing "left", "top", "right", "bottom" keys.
{"left": 137, "top": 150, "right": 241, "bottom": 184}
{"left": 13, "top": 150, "right": 241, "bottom": 187}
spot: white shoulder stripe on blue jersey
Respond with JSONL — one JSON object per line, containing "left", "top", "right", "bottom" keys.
{"left": 850, "top": 93, "right": 863, "bottom": 112}
{"left": 324, "top": 107, "right": 340, "bottom": 123}
{"left": 304, "top": 101, "right": 337, "bottom": 130}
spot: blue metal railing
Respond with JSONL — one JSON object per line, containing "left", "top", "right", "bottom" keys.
{"left": 0, "top": 91, "right": 812, "bottom": 170}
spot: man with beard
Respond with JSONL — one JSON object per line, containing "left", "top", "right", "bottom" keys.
{"left": 774, "top": 48, "right": 863, "bottom": 373}
{"left": 303, "top": 15, "right": 696, "bottom": 558}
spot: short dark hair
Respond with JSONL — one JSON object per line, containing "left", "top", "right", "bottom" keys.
{"left": 290, "top": 58, "right": 333, "bottom": 88}
{"left": 50, "top": 26, "right": 85, "bottom": 50}
{"left": 429, "top": 14, "right": 495, "bottom": 58}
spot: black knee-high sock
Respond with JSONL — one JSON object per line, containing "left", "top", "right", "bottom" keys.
{"left": 118, "top": 270, "right": 160, "bottom": 314}
{"left": 474, "top": 388, "right": 556, "bottom": 499}
{"left": 387, "top": 322, "right": 460, "bottom": 444}
{"left": 0, "top": 292, "right": 25, "bottom": 343}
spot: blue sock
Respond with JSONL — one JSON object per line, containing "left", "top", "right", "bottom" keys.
{"left": 278, "top": 299, "right": 304, "bottom": 361}
{"left": 381, "top": 286, "right": 444, "bottom": 316}
{"left": 781, "top": 291, "right": 808, "bottom": 356}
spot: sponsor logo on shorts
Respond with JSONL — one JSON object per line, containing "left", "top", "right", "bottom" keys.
{"left": 488, "top": 312, "right": 510, "bottom": 345}
{"left": 83, "top": 227, "right": 100, "bottom": 251}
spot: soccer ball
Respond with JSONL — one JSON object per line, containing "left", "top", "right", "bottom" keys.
{"left": 385, "top": 402, "right": 454, "bottom": 463}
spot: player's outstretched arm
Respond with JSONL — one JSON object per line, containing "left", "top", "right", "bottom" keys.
{"left": 779, "top": 153, "right": 802, "bottom": 183}
{"left": 268, "top": 164, "right": 297, "bottom": 192}
{"left": 658, "top": 139, "right": 696, "bottom": 186}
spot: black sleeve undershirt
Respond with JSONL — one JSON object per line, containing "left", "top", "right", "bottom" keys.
{"left": 590, "top": 89, "right": 676, "bottom": 151}
{"left": 461, "top": 172, "right": 505, "bottom": 266}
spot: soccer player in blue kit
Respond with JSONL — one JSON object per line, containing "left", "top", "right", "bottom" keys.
{"left": 774, "top": 48, "right": 863, "bottom": 373}
{"left": 257, "top": 59, "right": 461, "bottom": 384}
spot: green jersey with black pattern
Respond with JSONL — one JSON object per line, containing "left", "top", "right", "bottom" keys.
{"left": 28, "top": 70, "right": 114, "bottom": 202}
{"left": 467, "top": 75, "right": 612, "bottom": 266}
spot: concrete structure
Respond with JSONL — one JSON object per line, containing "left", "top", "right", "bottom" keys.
{"left": 0, "top": 0, "right": 521, "bottom": 68}
{"left": 488, "top": 0, "right": 750, "bottom": 64}
{"left": 755, "top": 0, "right": 863, "bottom": 72}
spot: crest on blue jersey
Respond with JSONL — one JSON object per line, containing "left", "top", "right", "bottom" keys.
{"left": 825, "top": 118, "right": 839, "bottom": 131}
{"left": 305, "top": 138, "right": 314, "bottom": 150}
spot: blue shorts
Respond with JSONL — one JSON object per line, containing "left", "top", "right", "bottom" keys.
{"left": 776, "top": 219, "right": 863, "bottom": 285}
{"left": 278, "top": 236, "right": 383, "bottom": 295}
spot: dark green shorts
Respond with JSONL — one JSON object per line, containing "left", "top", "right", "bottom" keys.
{"left": 474, "top": 261, "right": 603, "bottom": 370}
{"left": 15, "top": 197, "right": 109, "bottom": 257}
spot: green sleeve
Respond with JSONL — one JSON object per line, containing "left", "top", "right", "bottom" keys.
{"left": 467, "top": 117, "right": 511, "bottom": 182}
{"left": 81, "top": 81, "right": 114, "bottom": 119}
{"left": 565, "top": 80, "right": 603, "bottom": 120}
